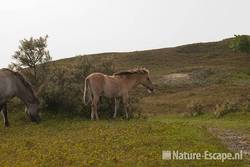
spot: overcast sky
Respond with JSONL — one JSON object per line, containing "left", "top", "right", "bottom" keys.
{"left": 0, "top": 0, "right": 250, "bottom": 68}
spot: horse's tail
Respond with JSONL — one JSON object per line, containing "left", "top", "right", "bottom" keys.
{"left": 83, "top": 78, "right": 91, "bottom": 105}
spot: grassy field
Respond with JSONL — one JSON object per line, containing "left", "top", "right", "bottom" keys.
{"left": 0, "top": 112, "right": 249, "bottom": 167}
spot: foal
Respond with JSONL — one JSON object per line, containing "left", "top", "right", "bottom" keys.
{"left": 83, "top": 68, "right": 154, "bottom": 120}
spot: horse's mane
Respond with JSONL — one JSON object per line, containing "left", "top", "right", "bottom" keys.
{"left": 2, "top": 68, "right": 39, "bottom": 103}
{"left": 114, "top": 67, "right": 149, "bottom": 76}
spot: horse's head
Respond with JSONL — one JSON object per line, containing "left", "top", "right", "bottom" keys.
{"left": 25, "top": 103, "right": 41, "bottom": 123}
{"left": 139, "top": 71, "right": 154, "bottom": 93}
{"left": 115, "top": 67, "right": 154, "bottom": 93}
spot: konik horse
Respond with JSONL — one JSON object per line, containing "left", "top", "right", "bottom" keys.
{"left": 83, "top": 68, "right": 154, "bottom": 120}
{"left": 0, "top": 69, "right": 40, "bottom": 127}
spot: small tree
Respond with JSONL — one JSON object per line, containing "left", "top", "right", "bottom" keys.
{"left": 230, "top": 35, "right": 250, "bottom": 54}
{"left": 10, "top": 35, "right": 52, "bottom": 86}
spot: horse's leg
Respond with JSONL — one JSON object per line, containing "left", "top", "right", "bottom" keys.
{"left": 90, "top": 94, "right": 96, "bottom": 120}
{"left": 113, "top": 98, "right": 118, "bottom": 118}
{"left": 0, "top": 104, "right": 3, "bottom": 126}
{"left": 1, "top": 103, "right": 9, "bottom": 127}
{"left": 91, "top": 96, "right": 100, "bottom": 120}
{"left": 91, "top": 103, "right": 95, "bottom": 120}
{"left": 122, "top": 96, "right": 129, "bottom": 119}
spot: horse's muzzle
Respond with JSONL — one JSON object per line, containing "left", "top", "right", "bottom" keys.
{"left": 30, "top": 115, "right": 41, "bottom": 123}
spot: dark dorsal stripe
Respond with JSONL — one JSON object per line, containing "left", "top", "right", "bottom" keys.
{"left": 2, "top": 68, "right": 39, "bottom": 103}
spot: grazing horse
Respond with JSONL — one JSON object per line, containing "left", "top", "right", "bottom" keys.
{"left": 83, "top": 68, "right": 154, "bottom": 120}
{"left": 0, "top": 69, "right": 40, "bottom": 127}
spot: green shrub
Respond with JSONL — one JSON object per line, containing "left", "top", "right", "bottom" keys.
{"left": 187, "top": 100, "right": 204, "bottom": 117}
{"left": 97, "top": 96, "right": 141, "bottom": 119}
{"left": 8, "top": 98, "right": 24, "bottom": 113}
{"left": 242, "top": 96, "right": 250, "bottom": 112}
{"left": 39, "top": 64, "right": 86, "bottom": 115}
{"left": 230, "top": 35, "right": 250, "bottom": 53}
{"left": 243, "top": 103, "right": 250, "bottom": 112}
{"left": 39, "top": 57, "right": 98, "bottom": 116}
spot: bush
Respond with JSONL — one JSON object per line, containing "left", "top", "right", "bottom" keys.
{"left": 230, "top": 35, "right": 250, "bottom": 53}
{"left": 39, "top": 65, "right": 85, "bottom": 115}
{"left": 96, "top": 96, "right": 141, "bottom": 119}
{"left": 187, "top": 100, "right": 204, "bottom": 117}
{"left": 243, "top": 103, "right": 250, "bottom": 113}
{"left": 242, "top": 96, "right": 250, "bottom": 112}
{"left": 8, "top": 98, "right": 24, "bottom": 113}
{"left": 214, "top": 101, "right": 240, "bottom": 118}
{"left": 39, "top": 57, "right": 95, "bottom": 116}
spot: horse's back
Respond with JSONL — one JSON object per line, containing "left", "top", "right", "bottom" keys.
{"left": 86, "top": 73, "right": 121, "bottom": 97}
{"left": 0, "top": 69, "right": 17, "bottom": 103}
{"left": 86, "top": 73, "right": 105, "bottom": 84}
{"left": 0, "top": 69, "right": 11, "bottom": 77}
{"left": 87, "top": 72, "right": 105, "bottom": 78}
{"left": 0, "top": 69, "right": 16, "bottom": 89}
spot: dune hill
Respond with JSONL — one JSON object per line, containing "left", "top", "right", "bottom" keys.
{"left": 52, "top": 38, "right": 250, "bottom": 115}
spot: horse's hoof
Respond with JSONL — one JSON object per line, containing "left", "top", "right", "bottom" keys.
{"left": 4, "top": 123, "right": 10, "bottom": 127}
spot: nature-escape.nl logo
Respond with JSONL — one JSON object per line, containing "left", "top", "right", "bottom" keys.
{"left": 162, "top": 150, "right": 243, "bottom": 162}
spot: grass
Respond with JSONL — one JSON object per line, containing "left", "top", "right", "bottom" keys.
{"left": 152, "top": 112, "right": 250, "bottom": 133}
{"left": 0, "top": 112, "right": 249, "bottom": 167}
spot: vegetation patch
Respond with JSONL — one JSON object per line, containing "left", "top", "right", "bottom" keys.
{"left": 0, "top": 112, "right": 249, "bottom": 167}
{"left": 186, "top": 100, "right": 204, "bottom": 117}
{"left": 214, "top": 101, "right": 240, "bottom": 118}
